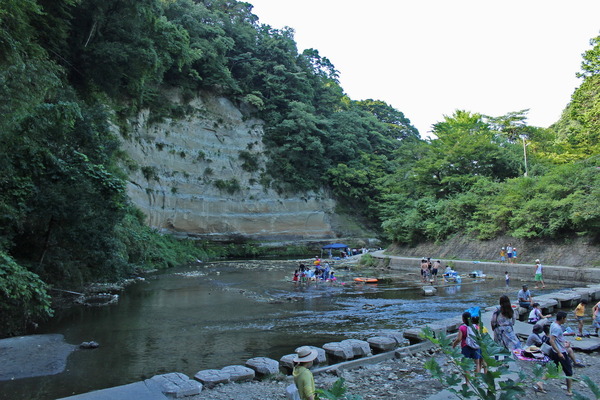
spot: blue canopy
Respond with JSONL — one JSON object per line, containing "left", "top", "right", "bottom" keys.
{"left": 322, "top": 243, "right": 348, "bottom": 249}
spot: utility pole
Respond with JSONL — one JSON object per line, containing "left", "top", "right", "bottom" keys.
{"left": 521, "top": 135, "right": 528, "bottom": 177}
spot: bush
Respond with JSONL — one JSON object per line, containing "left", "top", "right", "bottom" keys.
{"left": 0, "top": 251, "right": 53, "bottom": 337}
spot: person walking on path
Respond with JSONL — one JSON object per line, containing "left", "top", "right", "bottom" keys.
{"left": 452, "top": 311, "right": 483, "bottom": 382}
{"left": 292, "top": 346, "right": 318, "bottom": 400}
{"left": 534, "top": 259, "right": 545, "bottom": 289}
{"left": 549, "top": 311, "right": 574, "bottom": 396}
{"left": 500, "top": 247, "right": 506, "bottom": 263}
{"left": 492, "top": 295, "right": 522, "bottom": 351}
{"left": 518, "top": 284, "right": 534, "bottom": 310}
{"left": 506, "top": 244, "right": 514, "bottom": 264}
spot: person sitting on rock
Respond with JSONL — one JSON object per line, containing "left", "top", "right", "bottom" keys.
{"left": 518, "top": 284, "right": 534, "bottom": 311}
{"left": 528, "top": 303, "right": 550, "bottom": 324}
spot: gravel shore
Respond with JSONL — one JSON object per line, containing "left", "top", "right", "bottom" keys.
{"left": 188, "top": 349, "right": 600, "bottom": 400}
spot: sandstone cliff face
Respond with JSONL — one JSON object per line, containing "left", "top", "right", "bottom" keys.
{"left": 120, "top": 91, "right": 338, "bottom": 241}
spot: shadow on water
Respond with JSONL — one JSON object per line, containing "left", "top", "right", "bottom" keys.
{"left": 0, "top": 259, "right": 521, "bottom": 400}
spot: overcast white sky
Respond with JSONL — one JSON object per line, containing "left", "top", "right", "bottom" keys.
{"left": 248, "top": 0, "right": 600, "bottom": 137}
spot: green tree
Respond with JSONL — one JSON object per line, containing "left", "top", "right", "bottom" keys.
{"left": 0, "top": 251, "right": 53, "bottom": 336}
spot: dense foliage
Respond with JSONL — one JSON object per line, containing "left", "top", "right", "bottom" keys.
{"left": 379, "top": 109, "right": 600, "bottom": 244}
{"left": 0, "top": 0, "right": 599, "bottom": 336}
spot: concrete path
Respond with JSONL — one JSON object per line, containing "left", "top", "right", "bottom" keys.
{"left": 369, "top": 251, "right": 600, "bottom": 282}
{"left": 58, "top": 380, "right": 168, "bottom": 400}
{"left": 57, "top": 372, "right": 202, "bottom": 400}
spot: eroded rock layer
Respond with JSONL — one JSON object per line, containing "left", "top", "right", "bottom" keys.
{"left": 121, "top": 91, "right": 337, "bottom": 241}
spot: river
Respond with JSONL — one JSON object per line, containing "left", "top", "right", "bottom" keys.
{"left": 0, "top": 259, "right": 530, "bottom": 400}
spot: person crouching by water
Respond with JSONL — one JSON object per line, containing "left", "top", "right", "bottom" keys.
{"left": 293, "top": 346, "right": 318, "bottom": 400}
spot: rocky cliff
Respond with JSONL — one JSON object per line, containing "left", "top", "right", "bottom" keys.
{"left": 119, "top": 90, "right": 347, "bottom": 242}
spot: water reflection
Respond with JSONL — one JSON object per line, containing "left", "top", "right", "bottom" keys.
{"left": 1, "top": 260, "right": 514, "bottom": 400}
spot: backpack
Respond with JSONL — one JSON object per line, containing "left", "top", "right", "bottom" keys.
{"left": 490, "top": 308, "right": 500, "bottom": 331}
{"left": 464, "top": 325, "right": 480, "bottom": 349}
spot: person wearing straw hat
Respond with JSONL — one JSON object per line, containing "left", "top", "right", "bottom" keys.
{"left": 293, "top": 346, "right": 318, "bottom": 400}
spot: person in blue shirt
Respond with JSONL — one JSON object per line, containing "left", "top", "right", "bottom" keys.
{"left": 518, "top": 284, "right": 533, "bottom": 310}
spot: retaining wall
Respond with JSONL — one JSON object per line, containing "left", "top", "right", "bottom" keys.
{"left": 378, "top": 255, "right": 600, "bottom": 284}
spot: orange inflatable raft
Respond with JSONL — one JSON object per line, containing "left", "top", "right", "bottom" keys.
{"left": 353, "top": 277, "right": 378, "bottom": 283}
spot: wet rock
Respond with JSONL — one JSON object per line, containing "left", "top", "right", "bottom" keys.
{"left": 79, "top": 341, "right": 99, "bottom": 349}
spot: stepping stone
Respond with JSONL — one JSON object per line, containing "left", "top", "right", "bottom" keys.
{"left": 149, "top": 372, "right": 202, "bottom": 398}
{"left": 436, "top": 317, "right": 463, "bottom": 333}
{"left": 193, "top": 369, "right": 230, "bottom": 388}
{"left": 586, "top": 285, "right": 600, "bottom": 301}
{"left": 279, "top": 354, "right": 296, "bottom": 374}
{"left": 552, "top": 291, "right": 581, "bottom": 308}
{"left": 245, "top": 357, "right": 279, "bottom": 377}
{"left": 367, "top": 336, "right": 397, "bottom": 353}
{"left": 422, "top": 285, "right": 437, "bottom": 296}
{"left": 220, "top": 365, "right": 255, "bottom": 382}
{"left": 569, "top": 336, "right": 600, "bottom": 352}
{"left": 407, "top": 322, "right": 447, "bottom": 341}
{"left": 323, "top": 341, "right": 354, "bottom": 361}
{"left": 310, "top": 346, "right": 327, "bottom": 365}
{"left": 572, "top": 287, "right": 594, "bottom": 303}
{"left": 340, "top": 339, "right": 372, "bottom": 358}
{"left": 532, "top": 296, "right": 558, "bottom": 313}
{"left": 403, "top": 328, "right": 425, "bottom": 344}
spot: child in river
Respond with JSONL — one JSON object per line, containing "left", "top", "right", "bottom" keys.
{"left": 574, "top": 300, "right": 588, "bottom": 337}
{"left": 592, "top": 301, "right": 600, "bottom": 336}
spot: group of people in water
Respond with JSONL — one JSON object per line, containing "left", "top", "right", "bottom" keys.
{"left": 456, "top": 286, "right": 600, "bottom": 396}
{"left": 292, "top": 258, "right": 337, "bottom": 283}
{"left": 419, "top": 257, "right": 443, "bottom": 282}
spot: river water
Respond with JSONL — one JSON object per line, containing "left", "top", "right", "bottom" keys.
{"left": 1, "top": 259, "right": 523, "bottom": 400}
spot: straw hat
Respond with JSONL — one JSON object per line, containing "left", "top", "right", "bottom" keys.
{"left": 293, "top": 346, "right": 318, "bottom": 363}
{"left": 525, "top": 345, "right": 541, "bottom": 353}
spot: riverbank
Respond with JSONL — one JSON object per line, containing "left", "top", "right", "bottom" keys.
{"left": 5, "top": 255, "right": 600, "bottom": 400}
{"left": 186, "top": 350, "right": 600, "bottom": 400}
